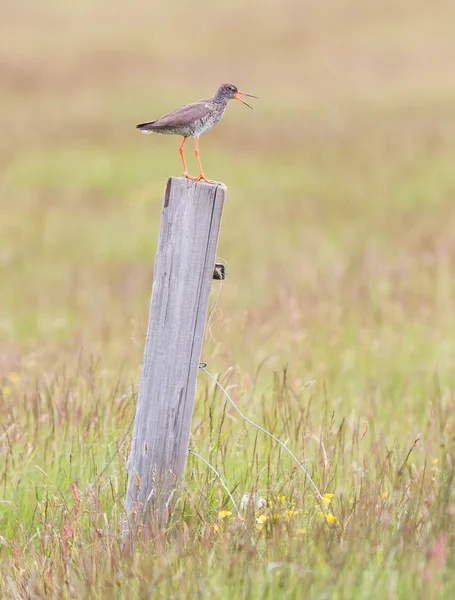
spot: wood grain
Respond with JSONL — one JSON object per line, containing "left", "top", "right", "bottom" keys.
{"left": 124, "top": 176, "right": 226, "bottom": 534}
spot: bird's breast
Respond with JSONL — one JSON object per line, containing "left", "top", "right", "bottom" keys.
{"left": 192, "top": 107, "right": 226, "bottom": 137}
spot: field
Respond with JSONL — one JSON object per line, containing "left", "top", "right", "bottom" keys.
{"left": 2, "top": 0, "right": 455, "bottom": 597}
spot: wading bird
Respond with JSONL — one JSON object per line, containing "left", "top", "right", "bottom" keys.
{"left": 136, "top": 83, "right": 257, "bottom": 184}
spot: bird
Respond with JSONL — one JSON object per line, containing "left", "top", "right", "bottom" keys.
{"left": 136, "top": 83, "right": 257, "bottom": 184}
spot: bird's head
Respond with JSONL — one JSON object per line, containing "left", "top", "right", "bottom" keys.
{"left": 215, "top": 83, "right": 257, "bottom": 109}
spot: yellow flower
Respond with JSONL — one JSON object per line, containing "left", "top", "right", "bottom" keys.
{"left": 276, "top": 495, "right": 286, "bottom": 501}
{"left": 321, "top": 497, "right": 331, "bottom": 505}
{"left": 285, "top": 510, "right": 299, "bottom": 519}
{"left": 218, "top": 510, "right": 232, "bottom": 519}
{"left": 213, "top": 524, "right": 219, "bottom": 532}
{"left": 432, "top": 458, "right": 439, "bottom": 465}
{"left": 256, "top": 514, "right": 268, "bottom": 524}
{"left": 382, "top": 491, "right": 389, "bottom": 499}
{"left": 323, "top": 493, "right": 334, "bottom": 499}
{"left": 257, "top": 525, "right": 264, "bottom": 532}
{"left": 2, "top": 386, "right": 11, "bottom": 397}
{"left": 297, "top": 528, "right": 306, "bottom": 536}
{"left": 318, "top": 512, "right": 339, "bottom": 524}
{"left": 272, "top": 513, "right": 281, "bottom": 520}
{"left": 7, "top": 372, "right": 20, "bottom": 384}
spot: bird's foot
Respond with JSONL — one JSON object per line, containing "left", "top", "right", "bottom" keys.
{"left": 197, "top": 174, "right": 216, "bottom": 184}
{"left": 184, "top": 172, "right": 199, "bottom": 181}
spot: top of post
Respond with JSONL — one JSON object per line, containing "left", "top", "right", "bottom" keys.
{"left": 163, "top": 177, "right": 227, "bottom": 209}
{"left": 168, "top": 176, "right": 227, "bottom": 190}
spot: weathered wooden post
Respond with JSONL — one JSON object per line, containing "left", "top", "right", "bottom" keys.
{"left": 124, "top": 176, "right": 226, "bottom": 537}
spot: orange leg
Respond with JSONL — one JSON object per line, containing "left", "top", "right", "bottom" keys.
{"left": 194, "top": 138, "right": 215, "bottom": 184}
{"left": 179, "top": 138, "right": 197, "bottom": 180}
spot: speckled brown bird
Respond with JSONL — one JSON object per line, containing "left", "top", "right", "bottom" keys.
{"left": 136, "top": 83, "right": 257, "bottom": 183}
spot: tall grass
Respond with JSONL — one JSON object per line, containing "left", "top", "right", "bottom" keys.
{"left": 1, "top": 364, "right": 454, "bottom": 597}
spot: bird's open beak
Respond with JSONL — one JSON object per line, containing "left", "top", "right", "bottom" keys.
{"left": 234, "top": 91, "right": 258, "bottom": 110}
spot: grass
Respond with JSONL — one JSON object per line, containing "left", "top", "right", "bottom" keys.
{"left": 2, "top": 0, "right": 455, "bottom": 597}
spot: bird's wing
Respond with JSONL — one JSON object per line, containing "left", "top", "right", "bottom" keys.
{"left": 149, "top": 101, "right": 212, "bottom": 129}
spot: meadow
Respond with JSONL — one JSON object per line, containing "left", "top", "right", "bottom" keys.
{"left": 1, "top": 0, "right": 455, "bottom": 597}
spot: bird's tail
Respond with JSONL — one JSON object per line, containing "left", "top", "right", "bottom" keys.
{"left": 136, "top": 121, "right": 157, "bottom": 132}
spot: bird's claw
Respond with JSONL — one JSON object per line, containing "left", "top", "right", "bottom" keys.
{"left": 183, "top": 172, "right": 215, "bottom": 184}
{"left": 197, "top": 175, "right": 215, "bottom": 184}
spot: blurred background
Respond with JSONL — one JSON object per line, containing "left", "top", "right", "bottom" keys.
{"left": 3, "top": 2, "right": 455, "bottom": 593}
{"left": 2, "top": 0, "right": 455, "bottom": 422}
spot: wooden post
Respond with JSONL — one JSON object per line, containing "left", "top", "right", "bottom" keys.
{"left": 124, "top": 176, "right": 226, "bottom": 535}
